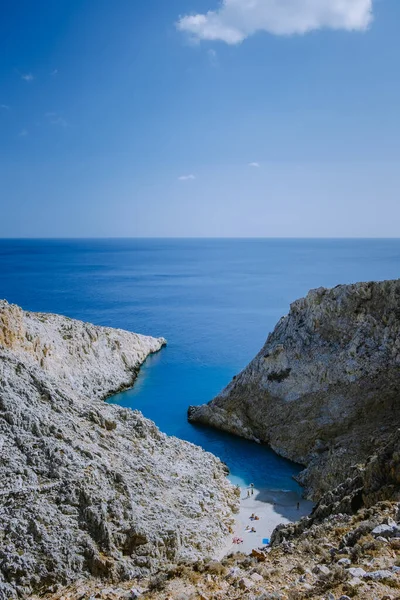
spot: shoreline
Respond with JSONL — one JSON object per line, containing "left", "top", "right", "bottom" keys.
{"left": 221, "top": 486, "right": 314, "bottom": 557}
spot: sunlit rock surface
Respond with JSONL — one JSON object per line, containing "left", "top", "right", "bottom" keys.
{"left": 0, "top": 301, "right": 238, "bottom": 598}
{"left": 189, "top": 279, "right": 400, "bottom": 499}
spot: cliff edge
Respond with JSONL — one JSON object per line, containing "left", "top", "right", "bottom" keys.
{"left": 0, "top": 301, "right": 238, "bottom": 599}
{"left": 188, "top": 279, "right": 400, "bottom": 499}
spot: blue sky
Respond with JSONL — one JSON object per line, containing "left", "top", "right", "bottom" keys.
{"left": 1, "top": 0, "right": 400, "bottom": 237}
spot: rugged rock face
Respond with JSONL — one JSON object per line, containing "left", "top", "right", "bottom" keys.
{"left": 188, "top": 279, "right": 400, "bottom": 499}
{"left": 272, "top": 427, "right": 400, "bottom": 546}
{"left": 0, "top": 301, "right": 238, "bottom": 599}
{"left": 0, "top": 300, "right": 166, "bottom": 399}
{"left": 30, "top": 499, "right": 400, "bottom": 600}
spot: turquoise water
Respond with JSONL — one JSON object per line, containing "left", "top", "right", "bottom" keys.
{"left": 1, "top": 238, "right": 399, "bottom": 491}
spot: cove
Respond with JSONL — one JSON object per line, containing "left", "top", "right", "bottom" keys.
{"left": 109, "top": 349, "right": 304, "bottom": 491}
{"left": 2, "top": 238, "right": 400, "bottom": 495}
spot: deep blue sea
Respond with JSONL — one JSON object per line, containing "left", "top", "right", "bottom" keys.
{"left": 1, "top": 238, "right": 399, "bottom": 494}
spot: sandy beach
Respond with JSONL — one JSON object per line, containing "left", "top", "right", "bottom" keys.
{"left": 223, "top": 486, "right": 314, "bottom": 556}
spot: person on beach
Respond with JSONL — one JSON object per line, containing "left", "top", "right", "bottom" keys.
{"left": 247, "top": 490, "right": 250, "bottom": 498}
{"left": 250, "top": 483, "right": 254, "bottom": 495}
{"left": 297, "top": 501, "right": 300, "bottom": 510}
{"left": 251, "top": 527, "right": 256, "bottom": 533}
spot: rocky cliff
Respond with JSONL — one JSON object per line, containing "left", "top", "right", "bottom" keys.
{"left": 0, "top": 301, "right": 238, "bottom": 599}
{"left": 31, "top": 494, "right": 400, "bottom": 600}
{"left": 188, "top": 279, "right": 400, "bottom": 499}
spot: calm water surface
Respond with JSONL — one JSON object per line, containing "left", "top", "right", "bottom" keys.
{"left": 1, "top": 238, "right": 399, "bottom": 491}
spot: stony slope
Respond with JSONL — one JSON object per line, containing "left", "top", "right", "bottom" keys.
{"left": 188, "top": 279, "right": 400, "bottom": 499}
{"left": 0, "top": 300, "right": 167, "bottom": 399}
{"left": 0, "top": 301, "right": 238, "bottom": 599}
{"left": 31, "top": 497, "right": 400, "bottom": 600}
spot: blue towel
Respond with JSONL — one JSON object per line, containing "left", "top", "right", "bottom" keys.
{"left": 262, "top": 538, "right": 270, "bottom": 545}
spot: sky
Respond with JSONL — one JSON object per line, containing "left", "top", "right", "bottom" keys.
{"left": 1, "top": 0, "right": 400, "bottom": 238}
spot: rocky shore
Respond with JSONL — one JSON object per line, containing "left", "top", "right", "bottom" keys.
{"left": 3, "top": 277, "right": 400, "bottom": 600}
{"left": 0, "top": 301, "right": 238, "bottom": 599}
{"left": 188, "top": 279, "right": 400, "bottom": 500}
{"left": 43, "top": 279, "right": 400, "bottom": 600}
{"left": 31, "top": 496, "right": 400, "bottom": 600}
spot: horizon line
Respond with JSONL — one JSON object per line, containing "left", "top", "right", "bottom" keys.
{"left": 1, "top": 236, "right": 400, "bottom": 241}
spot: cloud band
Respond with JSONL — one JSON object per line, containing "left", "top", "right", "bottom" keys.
{"left": 177, "top": 0, "right": 373, "bottom": 43}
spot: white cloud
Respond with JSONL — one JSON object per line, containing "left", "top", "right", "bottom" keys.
{"left": 18, "top": 129, "right": 28, "bottom": 137}
{"left": 208, "top": 48, "right": 219, "bottom": 66}
{"left": 21, "top": 73, "right": 34, "bottom": 82}
{"left": 51, "top": 116, "right": 68, "bottom": 127}
{"left": 248, "top": 162, "right": 260, "bottom": 167}
{"left": 177, "top": 0, "right": 373, "bottom": 43}
{"left": 178, "top": 174, "right": 196, "bottom": 181}
{"left": 45, "top": 112, "right": 68, "bottom": 127}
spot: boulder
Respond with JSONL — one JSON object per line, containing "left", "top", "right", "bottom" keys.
{"left": 363, "top": 570, "right": 394, "bottom": 581}
{"left": 313, "top": 564, "right": 331, "bottom": 576}
{"left": 238, "top": 577, "right": 255, "bottom": 590}
{"left": 372, "top": 524, "right": 399, "bottom": 538}
{"left": 347, "top": 568, "right": 366, "bottom": 578}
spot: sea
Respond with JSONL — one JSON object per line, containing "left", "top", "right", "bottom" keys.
{"left": 1, "top": 238, "right": 399, "bottom": 495}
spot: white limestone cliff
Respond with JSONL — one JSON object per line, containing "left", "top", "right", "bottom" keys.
{"left": 0, "top": 301, "right": 238, "bottom": 599}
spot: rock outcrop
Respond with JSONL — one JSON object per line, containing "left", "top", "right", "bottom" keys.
{"left": 0, "top": 301, "right": 238, "bottom": 599}
{"left": 188, "top": 279, "right": 400, "bottom": 499}
{"left": 30, "top": 499, "right": 400, "bottom": 600}
{"left": 271, "top": 427, "right": 400, "bottom": 546}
